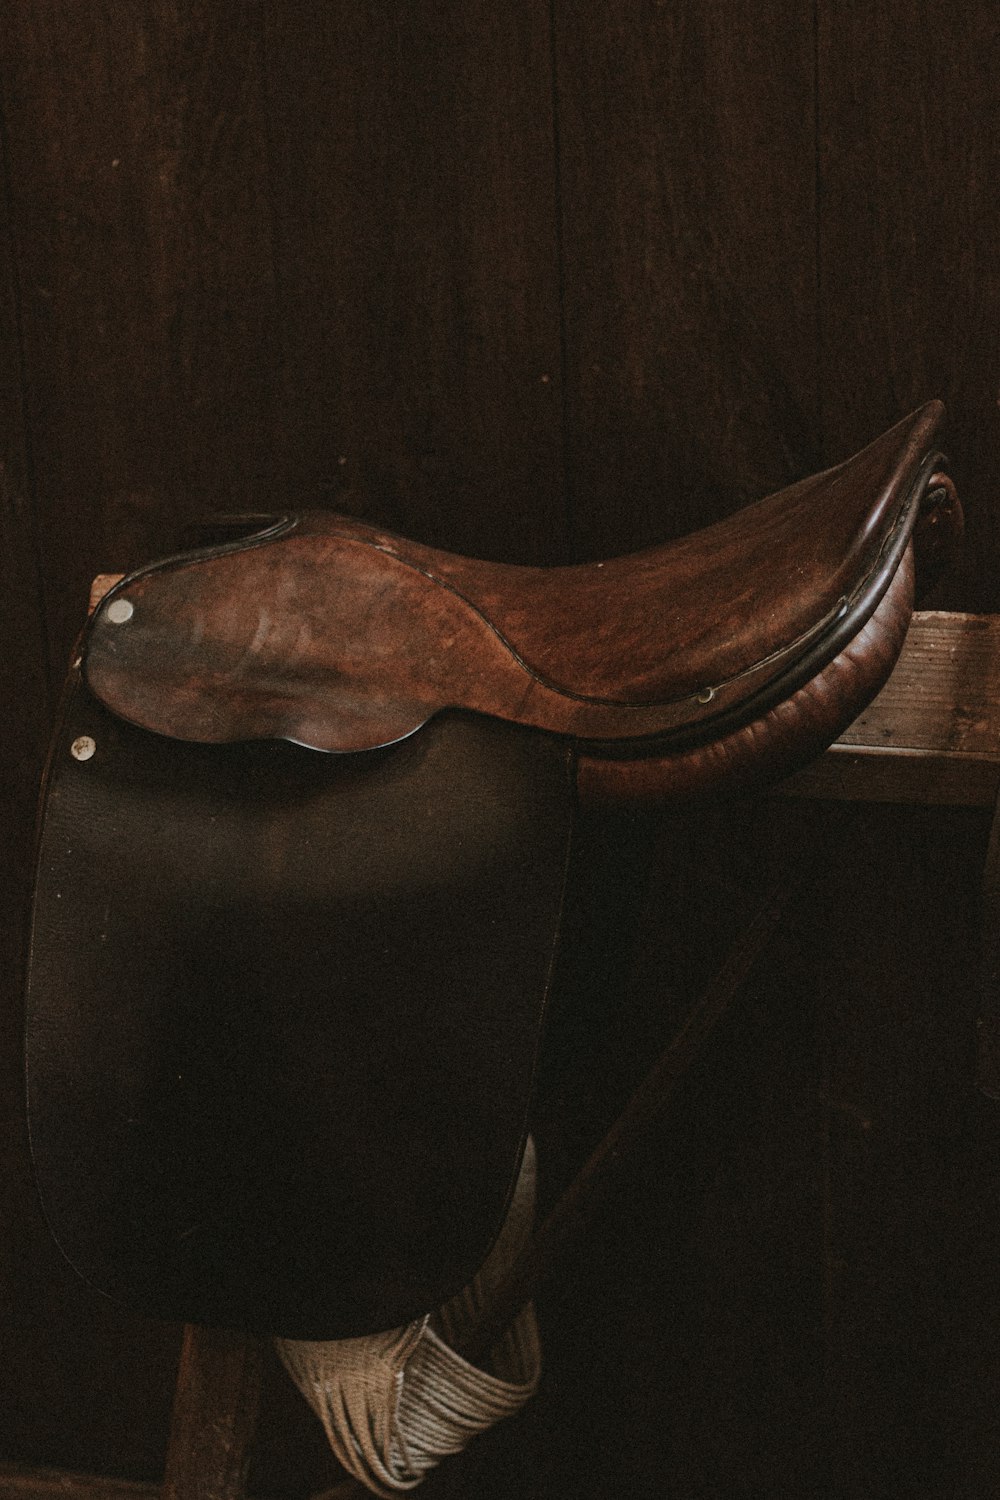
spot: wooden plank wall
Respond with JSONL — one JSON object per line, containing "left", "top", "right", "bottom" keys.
{"left": 0, "top": 3, "right": 998, "bottom": 1495}
{"left": 819, "top": 2, "right": 1000, "bottom": 614}
{"left": 814, "top": 10, "right": 1000, "bottom": 1495}
{"left": 262, "top": 3, "right": 566, "bottom": 563}
{"left": 556, "top": 0, "right": 819, "bottom": 558}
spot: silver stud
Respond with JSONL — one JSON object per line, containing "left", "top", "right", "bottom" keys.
{"left": 106, "top": 597, "right": 134, "bottom": 624}
{"left": 696, "top": 687, "right": 715, "bottom": 705}
{"left": 71, "top": 735, "right": 97, "bottom": 761}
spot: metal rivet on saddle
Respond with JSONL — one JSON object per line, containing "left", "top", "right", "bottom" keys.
{"left": 105, "top": 598, "right": 134, "bottom": 624}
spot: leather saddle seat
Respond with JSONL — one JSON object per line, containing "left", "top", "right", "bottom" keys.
{"left": 25, "top": 402, "right": 960, "bottom": 1339}
{"left": 84, "top": 403, "right": 950, "bottom": 767}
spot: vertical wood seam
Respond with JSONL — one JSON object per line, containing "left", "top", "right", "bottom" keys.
{"left": 0, "top": 60, "right": 55, "bottom": 706}
{"left": 812, "top": 0, "right": 839, "bottom": 1413}
{"left": 254, "top": 2, "right": 291, "bottom": 505}
{"left": 547, "top": 0, "right": 573, "bottom": 564}
{"left": 813, "top": 0, "right": 825, "bottom": 467}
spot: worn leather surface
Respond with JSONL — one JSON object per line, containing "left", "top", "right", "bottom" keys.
{"left": 577, "top": 542, "right": 915, "bottom": 804}
{"left": 26, "top": 685, "right": 574, "bottom": 1337}
{"left": 83, "top": 403, "right": 943, "bottom": 752}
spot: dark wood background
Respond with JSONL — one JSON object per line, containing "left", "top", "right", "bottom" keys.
{"left": 2, "top": 4, "right": 999, "bottom": 1495}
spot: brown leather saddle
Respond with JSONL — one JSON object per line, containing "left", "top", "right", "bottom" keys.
{"left": 25, "top": 403, "right": 960, "bottom": 1338}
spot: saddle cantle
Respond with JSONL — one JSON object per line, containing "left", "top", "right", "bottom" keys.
{"left": 25, "top": 403, "right": 960, "bottom": 1337}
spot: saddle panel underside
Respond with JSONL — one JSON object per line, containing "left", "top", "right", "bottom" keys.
{"left": 26, "top": 678, "right": 574, "bottom": 1338}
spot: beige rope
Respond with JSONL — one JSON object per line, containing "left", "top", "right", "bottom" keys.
{"left": 276, "top": 1139, "right": 541, "bottom": 1496}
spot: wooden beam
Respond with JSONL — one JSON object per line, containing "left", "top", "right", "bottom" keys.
{"left": 782, "top": 611, "right": 1000, "bottom": 805}
{"left": 0, "top": 1466, "right": 160, "bottom": 1498}
{"left": 161, "top": 1326, "right": 264, "bottom": 1500}
{"left": 0, "top": 1461, "right": 289, "bottom": 1500}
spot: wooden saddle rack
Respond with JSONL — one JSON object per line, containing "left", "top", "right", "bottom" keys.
{"left": 25, "top": 401, "right": 960, "bottom": 1340}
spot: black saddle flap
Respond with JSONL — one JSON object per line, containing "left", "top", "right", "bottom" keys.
{"left": 26, "top": 675, "right": 573, "bottom": 1338}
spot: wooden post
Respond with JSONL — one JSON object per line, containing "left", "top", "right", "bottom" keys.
{"left": 161, "top": 1325, "right": 264, "bottom": 1500}
{"left": 780, "top": 611, "right": 1000, "bottom": 807}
